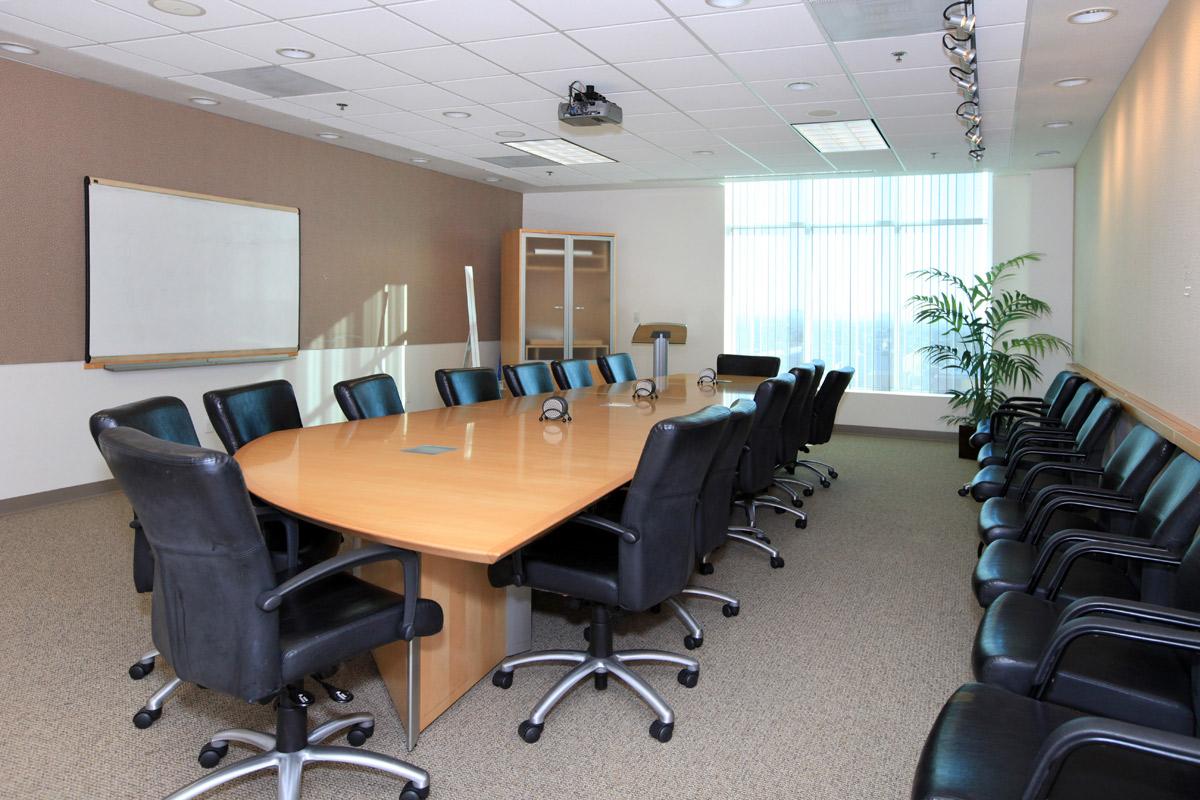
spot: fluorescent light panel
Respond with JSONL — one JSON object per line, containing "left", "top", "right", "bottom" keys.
{"left": 503, "top": 139, "right": 615, "bottom": 166}
{"left": 790, "top": 119, "right": 889, "bottom": 153}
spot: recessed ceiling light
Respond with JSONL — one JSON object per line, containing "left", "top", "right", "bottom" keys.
{"left": 188, "top": 96, "right": 219, "bottom": 106}
{"left": 149, "top": 0, "right": 206, "bottom": 16}
{"left": 1068, "top": 7, "right": 1117, "bottom": 24}
{"left": 484, "top": 177, "right": 501, "bottom": 183}
{"left": 316, "top": 132, "right": 341, "bottom": 139}
{"left": 1035, "top": 150, "right": 1061, "bottom": 157}
{"left": 0, "top": 42, "right": 38, "bottom": 55}
{"left": 1055, "top": 77, "right": 1091, "bottom": 88}
{"left": 706, "top": 0, "right": 748, "bottom": 7}
{"left": 1043, "top": 121, "right": 1073, "bottom": 128}
{"left": 442, "top": 111, "right": 472, "bottom": 119}
{"left": 504, "top": 138, "right": 615, "bottom": 165}
{"left": 276, "top": 48, "right": 314, "bottom": 60}
{"left": 693, "top": 150, "right": 715, "bottom": 156}
{"left": 495, "top": 130, "right": 525, "bottom": 138}
{"left": 792, "top": 119, "right": 889, "bottom": 153}
{"left": 411, "top": 157, "right": 429, "bottom": 164}
{"left": 787, "top": 81, "right": 817, "bottom": 92}
{"left": 808, "top": 109, "right": 839, "bottom": 118}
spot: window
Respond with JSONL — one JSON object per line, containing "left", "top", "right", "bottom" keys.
{"left": 724, "top": 173, "right": 992, "bottom": 394}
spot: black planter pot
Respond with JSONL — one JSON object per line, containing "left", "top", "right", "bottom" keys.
{"left": 958, "top": 424, "right": 982, "bottom": 460}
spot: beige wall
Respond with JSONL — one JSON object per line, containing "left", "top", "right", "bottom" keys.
{"left": 0, "top": 58, "right": 521, "bottom": 365}
{"left": 1074, "top": 0, "right": 1200, "bottom": 425}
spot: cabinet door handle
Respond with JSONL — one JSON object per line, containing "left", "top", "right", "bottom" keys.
{"left": 553, "top": 305, "right": 564, "bottom": 310}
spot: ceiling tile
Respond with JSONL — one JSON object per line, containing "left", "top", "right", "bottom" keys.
{"left": 602, "top": 90, "right": 674, "bottom": 115}
{"left": 735, "top": 139, "right": 816, "bottom": 159}
{"left": 875, "top": 113, "right": 969, "bottom": 137}
{"left": 974, "top": 23, "right": 1026, "bottom": 62}
{"left": 682, "top": 5, "right": 824, "bottom": 53}
{"left": 488, "top": 97, "right": 563, "bottom": 125}
{"left": 690, "top": 105, "right": 782, "bottom": 129}
{"left": 169, "top": 73, "right": 271, "bottom": 100}
{"left": 443, "top": 141, "right": 523, "bottom": 157}
{"left": 230, "top": 0, "right": 373, "bottom": 17}
{"left": 466, "top": 32, "right": 601, "bottom": 74}
{"left": 569, "top": 162, "right": 653, "bottom": 180}
{"left": 403, "top": 127, "right": 487, "bottom": 146}
{"left": 719, "top": 44, "right": 844, "bottom": 82}
{"left": 522, "top": 64, "right": 642, "bottom": 95}
{"left": 660, "top": 0, "right": 806, "bottom": 16}
{"left": 359, "top": 82, "right": 470, "bottom": 110}
{"left": 93, "top": 0, "right": 269, "bottom": 31}
{"left": 309, "top": 116, "right": 394, "bottom": 136}
{"left": 71, "top": 43, "right": 184, "bottom": 76}
{"left": 512, "top": 0, "right": 668, "bottom": 29}
{"left": 618, "top": 111, "right": 703, "bottom": 133}
{"left": 1, "top": 0, "right": 174, "bottom": 42}
{"left": 835, "top": 31, "right": 950, "bottom": 73}
{"left": 615, "top": 55, "right": 736, "bottom": 90}
{"left": 824, "top": 150, "right": 902, "bottom": 171}
{"left": 638, "top": 128, "right": 723, "bottom": 147}
{"left": 354, "top": 108, "right": 451, "bottom": 132}
{"left": 389, "top": 0, "right": 551, "bottom": 43}
{"left": 416, "top": 104, "right": 522, "bottom": 128}
{"left": 855, "top": 59, "right": 1021, "bottom": 99}
{"left": 747, "top": 74, "right": 859, "bottom": 105}
{"left": 439, "top": 74, "right": 554, "bottom": 104}
{"left": 566, "top": 20, "right": 706, "bottom": 63}
{"left": 277, "top": 90, "right": 399, "bottom": 116}
{"left": 976, "top": 0, "right": 1030, "bottom": 30}
{"left": 0, "top": 10, "right": 94, "bottom": 47}
{"left": 774, "top": 98, "right": 871, "bottom": 123}
{"left": 870, "top": 91, "right": 965, "bottom": 119}
{"left": 282, "top": 56, "right": 419, "bottom": 90}
{"left": 713, "top": 125, "right": 805, "bottom": 145}
{"left": 656, "top": 82, "right": 762, "bottom": 111}
{"left": 288, "top": 8, "right": 445, "bottom": 54}
{"left": 197, "top": 22, "right": 355, "bottom": 64}
{"left": 113, "top": 34, "right": 265, "bottom": 72}
{"left": 373, "top": 45, "right": 506, "bottom": 82}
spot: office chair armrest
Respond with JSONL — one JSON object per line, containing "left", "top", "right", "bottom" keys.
{"left": 1001, "top": 450, "right": 1085, "bottom": 493}
{"left": 1016, "top": 463, "right": 1104, "bottom": 503}
{"left": 253, "top": 506, "right": 302, "bottom": 574}
{"left": 1020, "top": 716, "right": 1200, "bottom": 800}
{"left": 1021, "top": 491, "right": 1136, "bottom": 543}
{"left": 1030, "top": 617, "right": 1200, "bottom": 698}
{"left": 574, "top": 512, "right": 640, "bottom": 543}
{"left": 1041, "top": 540, "right": 1179, "bottom": 600}
{"left": 257, "top": 544, "right": 424, "bottom": 640}
{"left": 1009, "top": 433, "right": 1076, "bottom": 454}
{"left": 1060, "top": 596, "right": 1200, "bottom": 630}
{"left": 1002, "top": 396, "right": 1048, "bottom": 406}
{"left": 1008, "top": 417, "right": 1063, "bottom": 440}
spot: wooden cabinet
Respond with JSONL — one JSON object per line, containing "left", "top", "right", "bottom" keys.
{"left": 501, "top": 228, "right": 616, "bottom": 366}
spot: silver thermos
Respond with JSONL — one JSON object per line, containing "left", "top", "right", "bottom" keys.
{"left": 651, "top": 330, "right": 670, "bottom": 379}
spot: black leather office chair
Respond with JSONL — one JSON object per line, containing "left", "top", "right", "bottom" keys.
{"left": 911, "top": 681, "right": 1200, "bottom": 800}
{"left": 972, "top": 452, "right": 1200, "bottom": 608}
{"left": 976, "top": 424, "right": 1175, "bottom": 548}
{"left": 772, "top": 364, "right": 818, "bottom": 505}
{"left": 550, "top": 358, "right": 595, "bottom": 390}
{"left": 716, "top": 353, "right": 780, "bottom": 377}
{"left": 597, "top": 352, "right": 637, "bottom": 384}
{"left": 333, "top": 374, "right": 404, "bottom": 421}
{"left": 792, "top": 366, "right": 854, "bottom": 485}
{"left": 502, "top": 362, "right": 556, "bottom": 396}
{"left": 97, "top": 427, "right": 441, "bottom": 800}
{"left": 970, "top": 370, "right": 1086, "bottom": 448}
{"left": 489, "top": 406, "right": 731, "bottom": 744}
{"left": 434, "top": 367, "right": 501, "bottom": 406}
{"left": 974, "top": 381, "right": 1102, "bottom": 469}
{"left": 965, "top": 396, "right": 1121, "bottom": 502}
{"left": 732, "top": 374, "right": 807, "bottom": 529}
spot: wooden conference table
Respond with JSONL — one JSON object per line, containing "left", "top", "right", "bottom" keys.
{"left": 235, "top": 373, "right": 759, "bottom": 749}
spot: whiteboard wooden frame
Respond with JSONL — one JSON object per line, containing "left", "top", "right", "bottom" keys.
{"left": 84, "top": 176, "right": 301, "bottom": 369}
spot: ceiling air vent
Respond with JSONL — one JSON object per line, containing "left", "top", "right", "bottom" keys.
{"left": 808, "top": 0, "right": 952, "bottom": 40}
{"left": 204, "top": 66, "right": 342, "bottom": 98}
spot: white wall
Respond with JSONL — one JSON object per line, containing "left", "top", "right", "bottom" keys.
{"left": 0, "top": 341, "right": 498, "bottom": 501}
{"left": 523, "top": 187, "right": 724, "bottom": 377}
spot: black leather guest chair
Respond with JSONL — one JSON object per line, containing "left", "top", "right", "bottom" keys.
{"left": 716, "top": 353, "right": 780, "bottom": 377}
{"left": 977, "top": 423, "right": 1175, "bottom": 548}
{"left": 488, "top": 406, "right": 731, "bottom": 744}
{"left": 597, "top": 352, "right": 637, "bottom": 384}
{"left": 792, "top": 366, "right": 854, "bottom": 484}
{"left": 502, "top": 362, "right": 555, "bottom": 396}
{"left": 334, "top": 374, "right": 404, "bottom": 420}
{"left": 911, "top": 681, "right": 1200, "bottom": 800}
{"left": 732, "top": 374, "right": 807, "bottom": 530}
{"left": 433, "top": 367, "right": 501, "bottom": 406}
{"left": 771, "top": 364, "right": 818, "bottom": 505}
{"left": 970, "top": 370, "right": 1085, "bottom": 449}
{"left": 550, "top": 358, "right": 595, "bottom": 390}
{"left": 973, "top": 381, "right": 1102, "bottom": 470}
{"left": 972, "top": 452, "right": 1200, "bottom": 608}
{"left": 96, "top": 427, "right": 441, "bottom": 800}
{"left": 964, "top": 395, "right": 1120, "bottom": 502}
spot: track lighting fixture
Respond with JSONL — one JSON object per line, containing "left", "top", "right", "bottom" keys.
{"left": 956, "top": 101, "right": 981, "bottom": 125}
{"left": 943, "top": 1, "right": 983, "bottom": 162}
{"left": 965, "top": 125, "right": 983, "bottom": 146}
{"left": 943, "top": 33, "right": 976, "bottom": 66}
{"left": 950, "top": 66, "right": 977, "bottom": 96}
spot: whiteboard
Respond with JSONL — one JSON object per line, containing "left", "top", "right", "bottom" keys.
{"left": 86, "top": 178, "right": 299, "bottom": 365}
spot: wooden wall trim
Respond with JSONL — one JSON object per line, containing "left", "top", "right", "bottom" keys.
{"left": 1072, "top": 362, "right": 1200, "bottom": 460}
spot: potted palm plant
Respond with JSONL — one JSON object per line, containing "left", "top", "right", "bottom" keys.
{"left": 909, "top": 252, "right": 1072, "bottom": 458}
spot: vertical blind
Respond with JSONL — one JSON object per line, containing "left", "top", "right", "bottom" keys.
{"left": 724, "top": 172, "right": 992, "bottom": 393}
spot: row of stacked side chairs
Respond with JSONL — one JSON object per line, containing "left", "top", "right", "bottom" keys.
{"left": 90, "top": 352, "right": 853, "bottom": 798}
{"left": 910, "top": 369, "right": 1200, "bottom": 798}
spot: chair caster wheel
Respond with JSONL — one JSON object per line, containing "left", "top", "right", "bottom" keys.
{"left": 400, "top": 781, "right": 430, "bottom": 800}
{"left": 346, "top": 722, "right": 374, "bottom": 746}
{"left": 649, "top": 720, "right": 674, "bottom": 742}
{"left": 698, "top": 562, "right": 714, "bottom": 575}
{"left": 594, "top": 672, "right": 608, "bottom": 690}
{"left": 129, "top": 659, "right": 155, "bottom": 680}
{"left": 583, "top": 625, "right": 591, "bottom": 642}
{"left": 958, "top": 486, "right": 970, "bottom": 497}
{"left": 132, "top": 707, "right": 162, "bottom": 729}
{"left": 492, "top": 670, "right": 513, "bottom": 689}
{"left": 803, "top": 488, "right": 814, "bottom": 497}
{"left": 792, "top": 498, "right": 804, "bottom": 508}
{"left": 828, "top": 470, "right": 838, "bottom": 479}
{"left": 722, "top": 603, "right": 739, "bottom": 618}
{"left": 770, "top": 556, "right": 785, "bottom": 569}
{"left": 518, "top": 720, "right": 543, "bottom": 743}
{"left": 774, "top": 507, "right": 785, "bottom": 514}
{"left": 198, "top": 742, "right": 228, "bottom": 768}
{"left": 819, "top": 479, "right": 831, "bottom": 489}
{"left": 650, "top": 604, "right": 662, "bottom": 614}
{"left": 795, "top": 518, "right": 807, "bottom": 529}
{"left": 683, "top": 634, "right": 703, "bottom": 650}
{"left": 677, "top": 668, "right": 699, "bottom": 688}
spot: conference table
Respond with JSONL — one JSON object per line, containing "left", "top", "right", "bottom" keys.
{"left": 234, "top": 372, "right": 759, "bottom": 750}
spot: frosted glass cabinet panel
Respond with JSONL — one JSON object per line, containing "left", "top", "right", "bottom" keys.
{"left": 501, "top": 229, "right": 616, "bottom": 370}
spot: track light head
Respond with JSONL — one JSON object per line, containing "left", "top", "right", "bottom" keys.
{"left": 943, "top": 33, "right": 976, "bottom": 66}
{"left": 946, "top": 11, "right": 975, "bottom": 35}
{"left": 956, "top": 101, "right": 981, "bottom": 125}
{"left": 965, "top": 125, "right": 983, "bottom": 146}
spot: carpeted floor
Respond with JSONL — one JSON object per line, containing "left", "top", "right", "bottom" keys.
{"left": 0, "top": 433, "right": 980, "bottom": 799}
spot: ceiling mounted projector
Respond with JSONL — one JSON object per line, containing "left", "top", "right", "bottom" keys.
{"left": 558, "top": 82, "right": 623, "bottom": 127}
